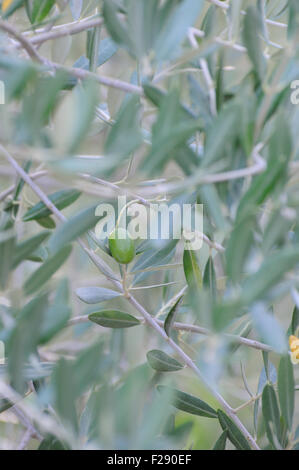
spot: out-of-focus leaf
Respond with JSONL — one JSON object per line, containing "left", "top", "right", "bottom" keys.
{"left": 288, "top": 305, "right": 299, "bottom": 336}
{"left": 12, "top": 231, "right": 50, "bottom": 268}
{"left": 69, "top": 0, "right": 82, "bottom": 20}
{"left": 127, "top": 0, "right": 159, "bottom": 59}
{"left": 217, "top": 410, "right": 251, "bottom": 450}
{"left": 131, "top": 239, "right": 178, "bottom": 285}
{"left": 87, "top": 26, "right": 100, "bottom": 72}
{"left": 68, "top": 80, "right": 97, "bottom": 153}
{"left": 53, "top": 358, "right": 78, "bottom": 431}
{"left": 48, "top": 205, "right": 98, "bottom": 253}
{"left": 0, "top": 55, "right": 36, "bottom": 101}
{"left": 288, "top": 0, "right": 299, "bottom": 38}
{"left": 36, "top": 216, "right": 56, "bottom": 229}
{"left": 98, "top": 38, "right": 118, "bottom": 66}
{"left": 0, "top": 399, "right": 13, "bottom": 414}
{"left": 30, "top": 0, "right": 55, "bottom": 23}
{"left": 143, "top": 83, "right": 196, "bottom": 121}
{"left": 262, "top": 209, "right": 294, "bottom": 254}
{"left": 278, "top": 355, "right": 294, "bottom": 431}
{"left": 24, "top": 362, "right": 54, "bottom": 380}
{"left": 7, "top": 294, "right": 47, "bottom": 393}
{"left": 89, "top": 310, "right": 141, "bottom": 328}
{"left": 16, "top": 71, "right": 69, "bottom": 145}
{"left": 242, "top": 247, "right": 299, "bottom": 305}
{"left": 76, "top": 287, "right": 122, "bottom": 304}
{"left": 72, "top": 341, "right": 106, "bottom": 397}
{"left": 103, "top": 0, "right": 132, "bottom": 51}
{"left": 242, "top": 6, "right": 266, "bottom": 82}
{"left": 0, "top": 362, "right": 54, "bottom": 380}
{"left": 227, "top": 0, "right": 242, "bottom": 42}
{"left": 226, "top": 212, "right": 255, "bottom": 283}
{"left": 4, "top": 160, "right": 31, "bottom": 217}
{"left": 146, "top": 350, "right": 184, "bottom": 372}
{"left": 202, "top": 102, "right": 240, "bottom": 167}
{"left": 39, "top": 279, "right": 71, "bottom": 344}
{"left": 183, "top": 247, "right": 202, "bottom": 290}
{"left": 52, "top": 35, "right": 72, "bottom": 64}
{"left": 2, "top": 0, "right": 24, "bottom": 18}
{"left": 141, "top": 89, "right": 200, "bottom": 174}
{"left": 254, "top": 362, "right": 277, "bottom": 435}
{"left": 164, "top": 295, "right": 183, "bottom": 337}
{"left": 0, "top": 214, "right": 15, "bottom": 289}
{"left": 154, "top": 0, "right": 203, "bottom": 61}
{"left": 262, "top": 384, "right": 282, "bottom": 448}
{"left": 26, "top": 245, "right": 48, "bottom": 263}
{"left": 38, "top": 436, "right": 70, "bottom": 450}
{"left": 199, "top": 184, "right": 229, "bottom": 231}
{"left": 251, "top": 304, "right": 287, "bottom": 354}
{"left": 237, "top": 117, "right": 292, "bottom": 218}
{"left": 158, "top": 386, "right": 217, "bottom": 418}
{"left": 203, "top": 256, "right": 217, "bottom": 298}
{"left": 188, "top": 75, "right": 212, "bottom": 126}
{"left": 24, "top": 245, "right": 72, "bottom": 295}
{"left": 105, "top": 95, "right": 142, "bottom": 160}
{"left": 213, "top": 430, "right": 228, "bottom": 450}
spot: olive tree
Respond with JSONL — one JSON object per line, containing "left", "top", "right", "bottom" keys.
{"left": 0, "top": 0, "right": 299, "bottom": 451}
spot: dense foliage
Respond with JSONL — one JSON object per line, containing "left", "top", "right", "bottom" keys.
{"left": 0, "top": 0, "right": 299, "bottom": 450}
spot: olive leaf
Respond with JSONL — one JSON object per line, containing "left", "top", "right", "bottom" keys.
{"left": 88, "top": 311, "right": 141, "bottom": 328}
{"left": 183, "top": 247, "right": 202, "bottom": 290}
{"left": 147, "top": 350, "right": 184, "bottom": 372}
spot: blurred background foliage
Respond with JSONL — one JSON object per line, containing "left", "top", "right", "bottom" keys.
{"left": 0, "top": 0, "right": 299, "bottom": 450}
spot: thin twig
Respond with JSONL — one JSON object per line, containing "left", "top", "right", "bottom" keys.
{"left": 52, "top": 62, "right": 143, "bottom": 95}
{"left": 137, "top": 143, "right": 266, "bottom": 197}
{"left": 29, "top": 17, "right": 104, "bottom": 46}
{"left": 188, "top": 29, "right": 217, "bottom": 116}
{"left": 0, "top": 20, "right": 47, "bottom": 64}
{"left": 200, "top": 58, "right": 217, "bottom": 116}
{"left": 0, "top": 20, "right": 142, "bottom": 95}
{"left": 0, "top": 170, "right": 47, "bottom": 202}
{"left": 0, "top": 382, "right": 73, "bottom": 445}
{"left": 79, "top": 173, "right": 150, "bottom": 207}
{"left": 67, "top": 313, "right": 272, "bottom": 353}
{"left": 12, "top": 405, "right": 43, "bottom": 441}
{"left": 17, "top": 429, "right": 34, "bottom": 450}
{"left": 207, "top": 0, "right": 228, "bottom": 8}
{"left": 208, "top": 0, "right": 288, "bottom": 30}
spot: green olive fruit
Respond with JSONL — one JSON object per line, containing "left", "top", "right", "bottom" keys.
{"left": 108, "top": 228, "right": 135, "bottom": 264}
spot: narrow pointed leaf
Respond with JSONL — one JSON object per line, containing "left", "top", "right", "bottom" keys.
{"left": 48, "top": 205, "right": 98, "bottom": 253}
{"left": 24, "top": 245, "right": 72, "bottom": 295}
{"left": 213, "top": 430, "right": 228, "bottom": 450}
{"left": 23, "top": 189, "right": 81, "bottom": 221}
{"left": 183, "top": 248, "right": 202, "bottom": 290}
{"left": 76, "top": 287, "right": 121, "bottom": 304}
{"left": 12, "top": 231, "right": 50, "bottom": 268}
{"left": 164, "top": 295, "right": 183, "bottom": 337}
{"left": 203, "top": 256, "right": 217, "bottom": 297}
{"left": 278, "top": 355, "right": 294, "bottom": 431}
{"left": 158, "top": 386, "right": 217, "bottom": 418}
{"left": 217, "top": 410, "right": 251, "bottom": 450}
{"left": 89, "top": 310, "right": 140, "bottom": 328}
{"left": 242, "top": 6, "right": 266, "bottom": 82}
{"left": 262, "top": 384, "right": 282, "bottom": 448}
{"left": 147, "top": 350, "right": 183, "bottom": 372}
